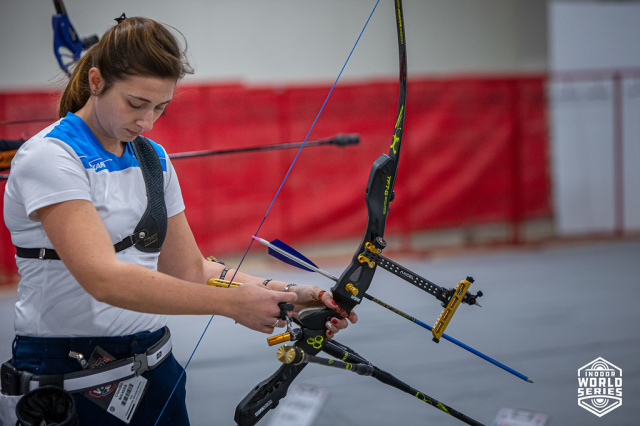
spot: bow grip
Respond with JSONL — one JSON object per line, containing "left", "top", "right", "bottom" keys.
{"left": 235, "top": 307, "right": 337, "bottom": 425}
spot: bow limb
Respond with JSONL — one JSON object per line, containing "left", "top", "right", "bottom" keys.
{"left": 331, "top": 0, "right": 406, "bottom": 313}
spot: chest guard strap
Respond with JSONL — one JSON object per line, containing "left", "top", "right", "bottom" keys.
{"left": 114, "top": 136, "right": 168, "bottom": 253}
{"left": 16, "top": 136, "right": 167, "bottom": 260}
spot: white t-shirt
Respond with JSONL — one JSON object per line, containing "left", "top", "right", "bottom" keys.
{"left": 3, "top": 112, "right": 185, "bottom": 337}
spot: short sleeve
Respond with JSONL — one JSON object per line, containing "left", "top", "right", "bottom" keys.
{"left": 160, "top": 147, "right": 185, "bottom": 218}
{"left": 9, "top": 138, "right": 91, "bottom": 221}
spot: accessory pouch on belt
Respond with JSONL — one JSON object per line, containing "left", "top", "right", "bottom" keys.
{"left": 15, "top": 135, "right": 168, "bottom": 259}
{"left": 15, "top": 386, "right": 78, "bottom": 426}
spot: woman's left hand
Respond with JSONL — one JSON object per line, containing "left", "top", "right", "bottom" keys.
{"left": 289, "top": 285, "right": 358, "bottom": 338}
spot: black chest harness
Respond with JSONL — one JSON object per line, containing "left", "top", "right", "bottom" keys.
{"left": 15, "top": 136, "right": 168, "bottom": 260}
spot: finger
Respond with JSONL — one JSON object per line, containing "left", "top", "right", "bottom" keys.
{"left": 326, "top": 318, "right": 343, "bottom": 333}
{"left": 317, "top": 289, "right": 352, "bottom": 320}
{"left": 281, "top": 291, "right": 298, "bottom": 303}
{"left": 324, "top": 322, "right": 336, "bottom": 339}
{"left": 330, "top": 317, "right": 349, "bottom": 330}
{"left": 318, "top": 291, "right": 343, "bottom": 312}
{"left": 258, "top": 324, "right": 276, "bottom": 334}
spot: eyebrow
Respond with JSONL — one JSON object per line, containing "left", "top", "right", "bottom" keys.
{"left": 128, "top": 95, "right": 172, "bottom": 105}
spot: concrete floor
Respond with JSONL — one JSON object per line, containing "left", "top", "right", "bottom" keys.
{"left": 1, "top": 238, "right": 639, "bottom": 425}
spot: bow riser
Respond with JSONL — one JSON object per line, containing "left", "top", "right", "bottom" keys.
{"left": 332, "top": 153, "right": 396, "bottom": 312}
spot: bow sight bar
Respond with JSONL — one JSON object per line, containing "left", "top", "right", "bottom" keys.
{"left": 355, "top": 241, "right": 483, "bottom": 342}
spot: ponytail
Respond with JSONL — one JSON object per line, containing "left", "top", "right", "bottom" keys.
{"left": 58, "top": 49, "right": 94, "bottom": 118}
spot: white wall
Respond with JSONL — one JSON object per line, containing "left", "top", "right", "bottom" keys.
{"left": 549, "top": 0, "right": 640, "bottom": 235}
{"left": 0, "top": 0, "right": 548, "bottom": 91}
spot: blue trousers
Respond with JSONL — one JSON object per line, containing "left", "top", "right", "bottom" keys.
{"left": 11, "top": 327, "right": 190, "bottom": 425}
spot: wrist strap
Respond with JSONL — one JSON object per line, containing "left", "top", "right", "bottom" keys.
{"left": 220, "top": 267, "right": 230, "bottom": 281}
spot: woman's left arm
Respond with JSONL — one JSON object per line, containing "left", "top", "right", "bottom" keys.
{"left": 157, "top": 212, "right": 274, "bottom": 285}
{"left": 157, "top": 212, "right": 224, "bottom": 282}
{"left": 158, "top": 212, "right": 357, "bottom": 336}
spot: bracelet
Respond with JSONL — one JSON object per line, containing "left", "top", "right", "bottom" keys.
{"left": 262, "top": 279, "right": 273, "bottom": 287}
{"left": 283, "top": 283, "right": 298, "bottom": 292}
{"left": 219, "top": 267, "right": 230, "bottom": 281}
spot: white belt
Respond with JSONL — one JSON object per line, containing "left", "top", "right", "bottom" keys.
{"left": 21, "top": 330, "right": 172, "bottom": 394}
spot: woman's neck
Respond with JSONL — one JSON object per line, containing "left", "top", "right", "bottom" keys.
{"left": 75, "top": 105, "right": 126, "bottom": 157}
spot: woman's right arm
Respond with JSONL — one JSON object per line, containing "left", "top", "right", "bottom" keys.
{"left": 37, "top": 199, "right": 297, "bottom": 333}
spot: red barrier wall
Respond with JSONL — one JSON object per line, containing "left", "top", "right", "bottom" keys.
{"left": 0, "top": 75, "right": 550, "bottom": 285}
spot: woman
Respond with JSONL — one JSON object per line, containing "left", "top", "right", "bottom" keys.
{"left": 2, "top": 15, "right": 356, "bottom": 425}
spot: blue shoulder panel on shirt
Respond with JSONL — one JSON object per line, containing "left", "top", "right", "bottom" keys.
{"left": 46, "top": 113, "right": 168, "bottom": 173}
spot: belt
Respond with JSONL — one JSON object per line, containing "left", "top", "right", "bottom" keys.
{"left": 15, "top": 247, "right": 60, "bottom": 260}
{"left": 1, "top": 329, "right": 172, "bottom": 396}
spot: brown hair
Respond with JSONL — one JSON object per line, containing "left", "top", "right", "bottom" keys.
{"left": 58, "top": 16, "right": 193, "bottom": 117}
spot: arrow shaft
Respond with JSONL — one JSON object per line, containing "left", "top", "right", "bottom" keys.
{"left": 362, "top": 293, "right": 531, "bottom": 382}
{"left": 169, "top": 134, "right": 358, "bottom": 160}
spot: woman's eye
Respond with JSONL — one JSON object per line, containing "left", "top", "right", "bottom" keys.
{"left": 129, "top": 102, "right": 143, "bottom": 109}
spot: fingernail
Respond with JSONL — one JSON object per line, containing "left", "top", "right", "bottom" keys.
{"left": 331, "top": 318, "right": 339, "bottom": 325}
{"left": 326, "top": 321, "right": 332, "bottom": 329}
{"left": 327, "top": 330, "right": 333, "bottom": 336}
{"left": 331, "top": 300, "right": 338, "bottom": 306}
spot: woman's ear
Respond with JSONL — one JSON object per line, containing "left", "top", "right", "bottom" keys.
{"left": 87, "top": 67, "right": 105, "bottom": 96}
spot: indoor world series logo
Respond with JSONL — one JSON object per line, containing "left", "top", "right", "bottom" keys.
{"left": 577, "top": 357, "right": 622, "bottom": 417}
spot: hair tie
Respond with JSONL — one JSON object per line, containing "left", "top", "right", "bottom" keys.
{"left": 115, "top": 13, "right": 127, "bottom": 24}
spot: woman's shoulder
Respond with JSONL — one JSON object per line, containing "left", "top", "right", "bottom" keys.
{"left": 13, "top": 121, "right": 80, "bottom": 166}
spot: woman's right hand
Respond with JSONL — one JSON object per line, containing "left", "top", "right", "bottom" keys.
{"left": 226, "top": 283, "right": 298, "bottom": 333}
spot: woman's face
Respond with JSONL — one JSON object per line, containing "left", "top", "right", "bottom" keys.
{"left": 91, "top": 73, "right": 176, "bottom": 144}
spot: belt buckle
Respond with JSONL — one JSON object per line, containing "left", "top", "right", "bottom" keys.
{"left": 38, "top": 248, "right": 46, "bottom": 260}
{"left": 132, "top": 353, "right": 148, "bottom": 376}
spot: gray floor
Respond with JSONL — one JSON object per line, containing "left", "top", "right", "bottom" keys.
{"left": 1, "top": 238, "right": 639, "bottom": 425}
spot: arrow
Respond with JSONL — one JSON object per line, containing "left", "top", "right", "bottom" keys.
{"left": 253, "top": 236, "right": 533, "bottom": 383}
{"left": 0, "top": 134, "right": 359, "bottom": 181}
{"left": 169, "top": 134, "right": 359, "bottom": 159}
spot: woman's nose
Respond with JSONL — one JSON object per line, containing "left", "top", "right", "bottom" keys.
{"left": 136, "top": 110, "right": 154, "bottom": 132}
